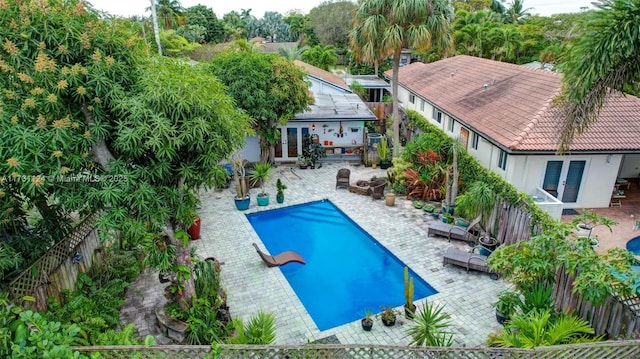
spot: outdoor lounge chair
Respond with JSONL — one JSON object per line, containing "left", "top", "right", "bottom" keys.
{"left": 428, "top": 216, "right": 481, "bottom": 246}
{"left": 442, "top": 246, "right": 499, "bottom": 280}
{"left": 252, "top": 243, "right": 306, "bottom": 267}
{"left": 336, "top": 168, "right": 351, "bottom": 189}
{"left": 368, "top": 178, "right": 387, "bottom": 200}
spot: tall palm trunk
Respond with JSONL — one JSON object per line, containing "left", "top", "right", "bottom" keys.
{"left": 149, "top": 0, "right": 162, "bottom": 55}
{"left": 391, "top": 49, "right": 402, "bottom": 157}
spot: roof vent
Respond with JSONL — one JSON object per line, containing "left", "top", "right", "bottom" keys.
{"left": 483, "top": 83, "right": 489, "bottom": 90}
{"left": 450, "top": 72, "right": 455, "bottom": 77}
{"left": 492, "top": 78, "right": 496, "bottom": 85}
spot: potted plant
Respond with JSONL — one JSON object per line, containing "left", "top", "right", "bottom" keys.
{"left": 375, "top": 136, "right": 392, "bottom": 169}
{"left": 361, "top": 310, "right": 374, "bottom": 331}
{"left": 276, "top": 178, "right": 287, "bottom": 204}
{"left": 379, "top": 306, "right": 397, "bottom": 327}
{"left": 404, "top": 267, "right": 416, "bottom": 318}
{"left": 297, "top": 154, "right": 310, "bottom": 169}
{"left": 228, "top": 154, "right": 250, "bottom": 210}
{"left": 413, "top": 200, "right": 425, "bottom": 209}
{"left": 570, "top": 209, "right": 617, "bottom": 239}
{"left": 442, "top": 213, "right": 454, "bottom": 224}
{"left": 493, "top": 290, "right": 522, "bottom": 325}
{"left": 248, "top": 161, "right": 273, "bottom": 206}
{"left": 304, "top": 142, "right": 326, "bottom": 169}
{"left": 478, "top": 233, "right": 498, "bottom": 256}
{"left": 422, "top": 203, "right": 435, "bottom": 213}
{"left": 432, "top": 210, "right": 441, "bottom": 219}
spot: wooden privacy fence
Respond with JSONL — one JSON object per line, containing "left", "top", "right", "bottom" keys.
{"left": 554, "top": 265, "right": 640, "bottom": 339}
{"left": 8, "top": 213, "right": 101, "bottom": 311}
{"left": 483, "top": 199, "right": 538, "bottom": 246}
{"left": 74, "top": 341, "right": 640, "bottom": 359}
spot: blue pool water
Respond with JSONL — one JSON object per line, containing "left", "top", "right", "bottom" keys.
{"left": 627, "top": 236, "right": 640, "bottom": 256}
{"left": 246, "top": 199, "right": 438, "bottom": 331}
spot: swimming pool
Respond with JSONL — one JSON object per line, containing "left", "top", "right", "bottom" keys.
{"left": 627, "top": 236, "right": 640, "bottom": 256}
{"left": 246, "top": 199, "right": 438, "bottom": 331}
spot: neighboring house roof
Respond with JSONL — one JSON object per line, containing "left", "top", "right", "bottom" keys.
{"left": 389, "top": 55, "right": 640, "bottom": 153}
{"left": 261, "top": 42, "right": 297, "bottom": 53}
{"left": 294, "top": 60, "right": 351, "bottom": 93}
{"left": 294, "top": 93, "right": 377, "bottom": 122}
{"left": 345, "top": 75, "right": 391, "bottom": 90}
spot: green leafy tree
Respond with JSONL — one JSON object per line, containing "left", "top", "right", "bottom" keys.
{"left": 309, "top": 0, "right": 358, "bottom": 48}
{"left": 284, "top": 12, "right": 314, "bottom": 44}
{"left": 351, "top": 0, "right": 454, "bottom": 158}
{"left": 208, "top": 49, "right": 312, "bottom": 163}
{"left": 556, "top": 0, "right": 640, "bottom": 152}
{"left": 260, "top": 11, "right": 289, "bottom": 42}
{"left": 300, "top": 44, "right": 338, "bottom": 71}
{"left": 0, "top": 0, "right": 252, "bottom": 309}
{"left": 185, "top": 4, "right": 225, "bottom": 43}
{"left": 222, "top": 11, "right": 247, "bottom": 41}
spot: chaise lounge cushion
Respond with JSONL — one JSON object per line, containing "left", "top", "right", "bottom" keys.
{"left": 428, "top": 216, "right": 481, "bottom": 245}
{"left": 442, "top": 246, "right": 499, "bottom": 280}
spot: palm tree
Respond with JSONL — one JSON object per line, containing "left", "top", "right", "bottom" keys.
{"left": 147, "top": 0, "right": 184, "bottom": 30}
{"left": 278, "top": 43, "right": 308, "bottom": 61}
{"left": 300, "top": 44, "right": 338, "bottom": 71}
{"left": 505, "top": 0, "right": 532, "bottom": 24}
{"left": 488, "top": 25, "right": 522, "bottom": 61}
{"left": 556, "top": 0, "right": 640, "bottom": 152}
{"left": 351, "top": 0, "right": 453, "bottom": 158}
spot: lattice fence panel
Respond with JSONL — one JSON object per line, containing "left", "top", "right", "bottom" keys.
{"left": 8, "top": 213, "right": 99, "bottom": 301}
{"left": 75, "top": 342, "right": 640, "bottom": 359}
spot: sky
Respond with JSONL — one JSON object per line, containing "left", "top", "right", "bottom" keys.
{"left": 89, "top": 0, "right": 597, "bottom": 19}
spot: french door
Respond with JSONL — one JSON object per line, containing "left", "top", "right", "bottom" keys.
{"left": 275, "top": 126, "right": 309, "bottom": 161}
{"left": 542, "top": 160, "right": 586, "bottom": 203}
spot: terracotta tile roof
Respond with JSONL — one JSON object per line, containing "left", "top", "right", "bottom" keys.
{"left": 294, "top": 60, "right": 350, "bottom": 92}
{"left": 390, "top": 55, "right": 640, "bottom": 152}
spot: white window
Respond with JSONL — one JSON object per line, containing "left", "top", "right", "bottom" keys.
{"left": 498, "top": 150, "right": 508, "bottom": 170}
{"left": 471, "top": 133, "right": 479, "bottom": 150}
{"left": 447, "top": 117, "right": 454, "bottom": 132}
{"left": 409, "top": 94, "right": 415, "bottom": 104}
{"left": 420, "top": 99, "right": 425, "bottom": 111}
{"left": 432, "top": 108, "right": 442, "bottom": 123}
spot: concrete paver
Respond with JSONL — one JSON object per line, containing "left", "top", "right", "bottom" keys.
{"left": 192, "top": 161, "right": 508, "bottom": 347}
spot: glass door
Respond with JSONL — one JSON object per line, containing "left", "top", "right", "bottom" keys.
{"left": 275, "top": 127, "right": 307, "bottom": 161}
{"left": 542, "top": 160, "right": 586, "bottom": 203}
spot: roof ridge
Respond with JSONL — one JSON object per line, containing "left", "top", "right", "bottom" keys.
{"left": 508, "top": 88, "right": 562, "bottom": 149}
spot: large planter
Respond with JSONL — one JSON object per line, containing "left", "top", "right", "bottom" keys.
{"left": 381, "top": 317, "right": 396, "bottom": 327}
{"left": 404, "top": 304, "right": 416, "bottom": 319}
{"left": 380, "top": 160, "right": 392, "bottom": 170}
{"left": 361, "top": 318, "right": 373, "bottom": 331}
{"left": 188, "top": 217, "right": 201, "bottom": 240}
{"left": 455, "top": 218, "right": 470, "bottom": 227}
{"left": 385, "top": 193, "right": 396, "bottom": 206}
{"left": 575, "top": 224, "right": 593, "bottom": 238}
{"left": 256, "top": 194, "right": 270, "bottom": 206}
{"left": 234, "top": 196, "right": 250, "bottom": 210}
{"left": 479, "top": 236, "right": 498, "bottom": 256}
{"left": 276, "top": 194, "right": 284, "bottom": 203}
{"left": 495, "top": 310, "right": 509, "bottom": 325}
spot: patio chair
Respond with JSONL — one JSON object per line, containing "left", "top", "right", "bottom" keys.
{"left": 368, "top": 178, "right": 387, "bottom": 200}
{"left": 252, "top": 243, "right": 306, "bottom": 267}
{"left": 442, "top": 246, "right": 499, "bottom": 280}
{"left": 428, "top": 216, "right": 481, "bottom": 246}
{"left": 336, "top": 168, "right": 351, "bottom": 189}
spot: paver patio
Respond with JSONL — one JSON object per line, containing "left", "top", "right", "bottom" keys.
{"left": 191, "top": 161, "right": 508, "bottom": 347}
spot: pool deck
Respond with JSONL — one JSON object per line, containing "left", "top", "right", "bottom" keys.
{"left": 192, "top": 161, "right": 508, "bottom": 347}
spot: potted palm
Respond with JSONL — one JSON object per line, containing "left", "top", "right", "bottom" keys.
{"left": 361, "top": 310, "right": 374, "bottom": 331}
{"left": 276, "top": 178, "right": 287, "bottom": 204}
{"left": 228, "top": 154, "right": 250, "bottom": 210}
{"left": 375, "top": 136, "right": 392, "bottom": 169}
{"left": 493, "top": 290, "right": 522, "bottom": 325}
{"left": 248, "top": 162, "right": 273, "bottom": 206}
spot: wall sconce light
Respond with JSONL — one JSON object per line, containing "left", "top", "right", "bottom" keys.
{"left": 311, "top": 124, "right": 316, "bottom": 131}
{"left": 72, "top": 252, "right": 83, "bottom": 264}
{"left": 606, "top": 154, "right": 612, "bottom": 163}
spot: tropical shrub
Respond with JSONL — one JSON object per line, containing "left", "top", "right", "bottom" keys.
{"left": 226, "top": 311, "right": 276, "bottom": 345}
{"left": 405, "top": 300, "right": 454, "bottom": 347}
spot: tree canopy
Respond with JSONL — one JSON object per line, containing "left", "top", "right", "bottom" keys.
{"left": 0, "top": 0, "right": 252, "bottom": 306}
{"left": 207, "top": 49, "right": 312, "bottom": 162}
{"left": 556, "top": 0, "right": 640, "bottom": 151}
{"left": 309, "top": 0, "right": 358, "bottom": 48}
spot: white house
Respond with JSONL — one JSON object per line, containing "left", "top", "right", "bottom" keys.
{"left": 388, "top": 55, "right": 640, "bottom": 213}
